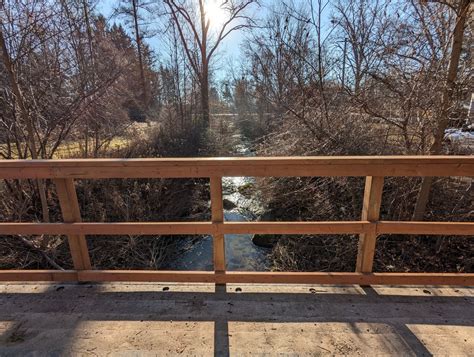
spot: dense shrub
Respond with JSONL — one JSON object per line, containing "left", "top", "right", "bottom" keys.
{"left": 0, "top": 121, "right": 212, "bottom": 270}
{"left": 256, "top": 115, "right": 473, "bottom": 273}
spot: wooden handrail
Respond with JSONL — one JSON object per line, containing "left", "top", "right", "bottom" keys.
{"left": 1, "top": 221, "right": 473, "bottom": 236}
{"left": 0, "top": 156, "right": 473, "bottom": 286}
{"left": 0, "top": 156, "right": 473, "bottom": 178}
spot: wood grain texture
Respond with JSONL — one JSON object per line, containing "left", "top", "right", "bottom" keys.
{"left": 1, "top": 221, "right": 473, "bottom": 236}
{"left": 376, "top": 221, "right": 474, "bottom": 235}
{"left": 0, "top": 270, "right": 472, "bottom": 286}
{"left": 0, "top": 222, "right": 216, "bottom": 235}
{"left": 210, "top": 177, "right": 226, "bottom": 272}
{"left": 54, "top": 179, "right": 91, "bottom": 270}
{"left": 0, "top": 156, "right": 473, "bottom": 179}
{"left": 356, "top": 176, "right": 384, "bottom": 273}
{"left": 0, "top": 270, "right": 77, "bottom": 281}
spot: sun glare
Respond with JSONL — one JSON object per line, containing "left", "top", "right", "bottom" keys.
{"left": 204, "top": 0, "right": 228, "bottom": 28}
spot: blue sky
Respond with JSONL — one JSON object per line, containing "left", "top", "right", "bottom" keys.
{"left": 95, "top": 0, "right": 251, "bottom": 67}
{"left": 95, "top": 0, "right": 333, "bottom": 80}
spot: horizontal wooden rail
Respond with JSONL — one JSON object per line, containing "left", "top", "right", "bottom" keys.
{"left": 376, "top": 221, "right": 474, "bottom": 235}
{"left": 0, "top": 270, "right": 473, "bottom": 286}
{"left": 0, "top": 156, "right": 473, "bottom": 287}
{"left": 0, "top": 156, "right": 473, "bottom": 179}
{"left": 1, "top": 221, "right": 473, "bottom": 236}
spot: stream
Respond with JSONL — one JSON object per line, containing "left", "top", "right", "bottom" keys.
{"left": 167, "top": 135, "right": 272, "bottom": 271}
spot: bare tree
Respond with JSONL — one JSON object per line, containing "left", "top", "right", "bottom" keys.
{"left": 244, "top": 0, "right": 341, "bottom": 138}
{"left": 413, "top": 0, "right": 471, "bottom": 220}
{"left": 163, "top": 0, "right": 258, "bottom": 127}
{"left": 114, "top": 0, "right": 155, "bottom": 107}
{"left": 333, "top": 0, "right": 388, "bottom": 95}
{"left": 0, "top": 23, "right": 50, "bottom": 222}
{"left": 340, "top": 1, "right": 452, "bottom": 155}
{"left": 0, "top": 0, "right": 152, "bottom": 223}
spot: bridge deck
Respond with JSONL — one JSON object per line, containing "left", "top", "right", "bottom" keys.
{"left": 0, "top": 283, "right": 472, "bottom": 355}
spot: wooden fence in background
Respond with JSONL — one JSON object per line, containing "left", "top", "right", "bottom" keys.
{"left": 0, "top": 156, "right": 473, "bottom": 286}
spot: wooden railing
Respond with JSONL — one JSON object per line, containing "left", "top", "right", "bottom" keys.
{"left": 0, "top": 156, "right": 473, "bottom": 286}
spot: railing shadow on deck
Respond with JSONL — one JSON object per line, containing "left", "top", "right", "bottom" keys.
{"left": 0, "top": 282, "right": 473, "bottom": 355}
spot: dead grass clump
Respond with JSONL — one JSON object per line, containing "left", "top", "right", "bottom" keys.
{"left": 271, "top": 235, "right": 358, "bottom": 272}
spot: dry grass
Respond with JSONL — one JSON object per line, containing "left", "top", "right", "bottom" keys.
{"left": 253, "top": 113, "right": 473, "bottom": 273}
{"left": 0, "top": 137, "right": 131, "bottom": 159}
{"left": 0, "top": 120, "right": 213, "bottom": 270}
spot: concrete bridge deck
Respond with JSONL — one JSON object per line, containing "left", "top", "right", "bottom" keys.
{"left": 0, "top": 282, "right": 472, "bottom": 356}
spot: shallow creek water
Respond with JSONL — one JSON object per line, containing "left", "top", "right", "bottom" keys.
{"left": 167, "top": 138, "right": 271, "bottom": 271}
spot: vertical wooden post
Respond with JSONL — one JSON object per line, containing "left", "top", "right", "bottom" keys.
{"left": 356, "top": 176, "right": 384, "bottom": 273}
{"left": 54, "top": 178, "right": 91, "bottom": 270}
{"left": 210, "top": 176, "right": 226, "bottom": 273}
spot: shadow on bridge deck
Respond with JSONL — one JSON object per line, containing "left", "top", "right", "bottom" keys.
{"left": 0, "top": 282, "right": 472, "bottom": 355}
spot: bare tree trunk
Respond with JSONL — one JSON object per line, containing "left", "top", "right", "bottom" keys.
{"left": 82, "top": 0, "right": 94, "bottom": 64}
{"left": 131, "top": 0, "right": 148, "bottom": 107}
{"left": 0, "top": 28, "right": 50, "bottom": 222}
{"left": 412, "top": 0, "right": 471, "bottom": 220}
{"left": 199, "top": 0, "right": 210, "bottom": 128}
{"left": 200, "top": 65, "right": 210, "bottom": 128}
{"left": 83, "top": 0, "right": 94, "bottom": 157}
{"left": 341, "top": 38, "right": 347, "bottom": 90}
